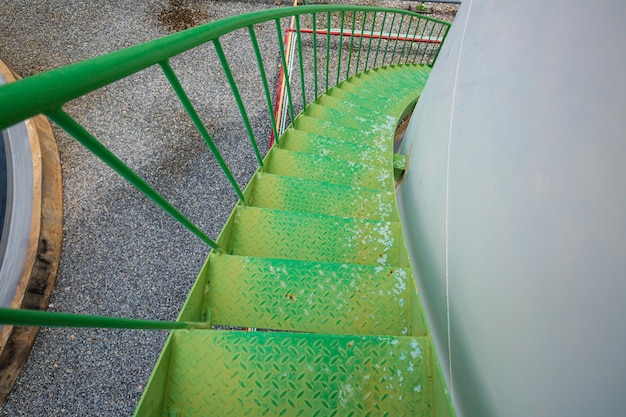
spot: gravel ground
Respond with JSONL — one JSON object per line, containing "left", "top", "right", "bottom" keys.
{"left": 0, "top": 1, "right": 456, "bottom": 415}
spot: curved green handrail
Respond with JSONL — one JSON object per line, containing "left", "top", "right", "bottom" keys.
{"left": 0, "top": 4, "right": 450, "bottom": 330}
{"left": 0, "top": 5, "right": 448, "bottom": 131}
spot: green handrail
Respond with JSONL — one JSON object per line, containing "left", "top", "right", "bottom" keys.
{"left": 0, "top": 5, "right": 450, "bottom": 331}
{"left": 46, "top": 108, "right": 225, "bottom": 251}
{"left": 0, "top": 5, "right": 449, "bottom": 130}
{"left": 0, "top": 308, "right": 211, "bottom": 330}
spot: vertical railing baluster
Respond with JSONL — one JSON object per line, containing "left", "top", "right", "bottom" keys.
{"left": 429, "top": 23, "right": 447, "bottom": 66}
{"left": 373, "top": 12, "right": 387, "bottom": 67}
{"left": 382, "top": 13, "right": 396, "bottom": 65}
{"left": 399, "top": 16, "right": 414, "bottom": 64}
{"left": 212, "top": 39, "right": 264, "bottom": 168}
{"left": 325, "top": 12, "right": 331, "bottom": 91}
{"left": 248, "top": 25, "right": 278, "bottom": 144}
{"left": 312, "top": 12, "right": 318, "bottom": 98}
{"left": 413, "top": 17, "right": 431, "bottom": 64}
{"left": 364, "top": 11, "right": 377, "bottom": 70}
{"left": 390, "top": 14, "right": 406, "bottom": 65}
{"left": 46, "top": 107, "right": 225, "bottom": 251}
{"left": 405, "top": 17, "right": 422, "bottom": 64}
{"left": 355, "top": 11, "right": 367, "bottom": 74}
{"left": 345, "top": 11, "right": 357, "bottom": 78}
{"left": 431, "top": 23, "right": 451, "bottom": 66}
{"left": 159, "top": 60, "right": 245, "bottom": 202}
{"left": 294, "top": 15, "right": 306, "bottom": 108}
{"left": 275, "top": 18, "right": 295, "bottom": 122}
{"left": 419, "top": 20, "right": 438, "bottom": 65}
{"left": 336, "top": 11, "right": 345, "bottom": 85}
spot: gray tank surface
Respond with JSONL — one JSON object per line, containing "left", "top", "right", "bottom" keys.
{"left": 398, "top": 0, "right": 626, "bottom": 416}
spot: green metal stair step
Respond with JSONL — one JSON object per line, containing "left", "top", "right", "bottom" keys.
{"left": 376, "top": 65, "right": 431, "bottom": 81}
{"left": 365, "top": 66, "right": 430, "bottom": 85}
{"left": 250, "top": 172, "right": 398, "bottom": 221}
{"left": 349, "top": 72, "right": 419, "bottom": 93}
{"left": 326, "top": 87, "right": 400, "bottom": 116}
{"left": 230, "top": 206, "right": 408, "bottom": 266}
{"left": 278, "top": 129, "right": 388, "bottom": 166}
{"left": 338, "top": 81, "right": 419, "bottom": 113}
{"left": 265, "top": 147, "right": 392, "bottom": 189}
{"left": 338, "top": 79, "right": 405, "bottom": 101}
{"left": 158, "top": 330, "right": 434, "bottom": 417}
{"left": 343, "top": 70, "right": 424, "bottom": 94}
{"left": 204, "top": 254, "right": 416, "bottom": 335}
{"left": 293, "top": 115, "right": 395, "bottom": 150}
{"left": 305, "top": 103, "right": 393, "bottom": 132}
{"left": 315, "top": 94, "right": 394, "bottom": 123}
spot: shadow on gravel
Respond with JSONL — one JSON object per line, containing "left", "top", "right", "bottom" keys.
{"left": 156, "top": 0, "right": 211, "bottom": 32}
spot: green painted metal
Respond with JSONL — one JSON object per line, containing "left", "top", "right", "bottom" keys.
{"left": 382, "top": 12, "right": 396, "bottom": 65}
{"left": 312, "top": 12, "right": 318, "bottom": 98}
{"left": 248, "top": 25, "right": 279, "bottom": 143}
{"left": 0, "top": 308, "right": 211, "bottom": 331}
{"left": 390, "top": 14, "right": 406, "bottom": 63}
{"left": 325, "top": 12, "right": 331, "bottom": 92}
{"left": 0, "top": 5, "right": 449, "bottom": 131}
{"left": 0, "top": 4, "right": 453, "bottom": 415}
{"left": 136, "top": 65, "right": 455, "bottom": 416}
{"left": 275, "top": 18, "right": 296, "bottom": 122}
{"left": 364, "top": 12, "right": 377, "bottom": 69}
{"left": 399, "top": 16, "right": 414, "bottom": 62}
{"left": 374, "top": 12, "right": 388, "bottom": 67}
{"left": 46, "top": 108, "right": 224, "bottom": 251}
{"left": 354, "top": 11, "right": 367, "bottom": 73}
{"left": 336, "top": 11, "right": 345, "bottom": 86}
{"left": 346, "top": 12, "right": 357, "bottom": 78}
{"left": 148, "top": 330, "right": 434, "bottom": 416}
{"left": 204, "top": 254, "right": 413, "bottom": 335}
{"left": 295, "top": 15, "right": 307, "bottom": 107}
{"left": 213, "top": 39, "right": 264, "bottom": 167}
{"left": 159, "top": 60, "right": 246, "bottom": 203}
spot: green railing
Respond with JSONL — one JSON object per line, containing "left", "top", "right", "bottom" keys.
{"left": 0, "top": 5, "right": 449, "bottom": 329}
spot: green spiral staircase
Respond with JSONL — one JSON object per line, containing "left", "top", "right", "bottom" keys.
{"left": 0, "top": 5, "right": 454, "bottom": 416}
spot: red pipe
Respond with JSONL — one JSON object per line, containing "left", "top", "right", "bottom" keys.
{"left": 269, "top": 30, "right": 289, "bottom": 148}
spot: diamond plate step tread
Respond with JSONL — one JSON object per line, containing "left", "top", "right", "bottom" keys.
{"left": 337, "top": 82, "right": 418, "bottom": 115}
{"left": 278, "top": 129, "right": 387, "bottom": 166}
{"left": 251, "top": 172, "right": 398, "bottom": 221}
{"left": 230, "top": 206, "right": 406, "bottom": 267}
{"left": 305, "top": 103, "right": 396, "bottom": 132}
{"left": 294, "top": 115, "right": 395, "bottom": 149}
{"left": 365, "top": 65, "right": 430, "bottom": 84}
{"left": 314, "top": 94, "right": 392, "bottom": 122}
{"left": 370, "top": 65, "right": 431, "bottom": 82}
{"left": 326, "top": 88, "right": 399, "bottom": 116}
{"left": 164, "top": 330, "right": 433, "bottom": 417}
{"left": 265, "top": 148, "right": 393, "bottom": 189}
{"left": 347, "top": 76, "right": 418, "bottom": 97}
{"left": 205, "top": 254, "right": 415, "bottom": 335}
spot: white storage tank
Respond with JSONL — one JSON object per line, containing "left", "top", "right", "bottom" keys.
{"left": 398, "top": 1, "right": 626, "bottom": 416}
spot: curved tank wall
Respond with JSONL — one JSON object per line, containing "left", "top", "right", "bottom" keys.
{"left": 0, "top": 72, "right": 33, "bottom": 309}
{"left": 397, "top": 1, "right": 626, "bottom": 416}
